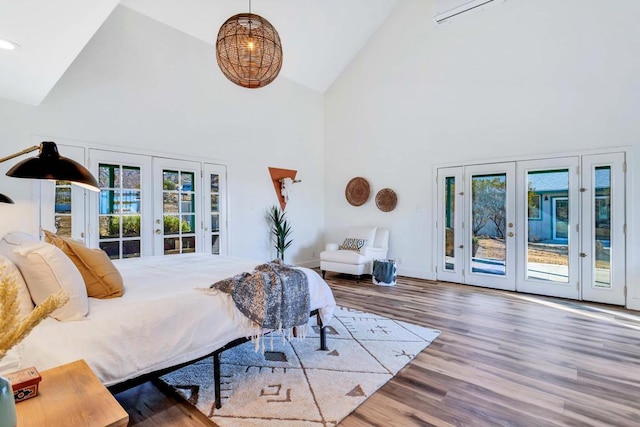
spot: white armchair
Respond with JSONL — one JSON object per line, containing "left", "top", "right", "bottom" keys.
{"left": 320, "top": 226, "right": 389, "bottom": 282}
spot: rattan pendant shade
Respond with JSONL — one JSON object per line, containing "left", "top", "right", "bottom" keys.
{"left": 216, "top": 12, "right": 283, "bottom": 89}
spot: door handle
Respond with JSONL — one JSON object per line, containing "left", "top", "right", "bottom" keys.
{"left": 508, "top": 232, "right": 514, "bottom": 237}
{"left": 155, "top": 229, "right": 161, "bottom": 235}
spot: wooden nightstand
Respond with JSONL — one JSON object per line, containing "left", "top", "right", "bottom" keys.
{"left": 15, "top": 359, "right": 128, "bottom": 427}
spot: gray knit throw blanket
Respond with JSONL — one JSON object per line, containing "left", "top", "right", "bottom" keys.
{"left": 210, "top": 259, "right": 310, "bottom": 331}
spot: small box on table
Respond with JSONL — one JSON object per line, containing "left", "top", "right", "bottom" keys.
{"left": 5, "top": 366, "right": 42, "bottom": 402}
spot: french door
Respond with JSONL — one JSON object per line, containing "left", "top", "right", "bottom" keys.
{"left": 516, "top": 157, "right": 580, "bottom": 299}
{"left": 152, "top": 159, "right": 229, "bottom": 256}
{"left": 153, "top": 158, "right": 202, "bottom": 255}
{"left": 83, "top": 150, "right": 227, "bottom": 258}
{"left": 436, "top": 167, "right": 464, "bottom": 284}
{"left": 465, "top": 162, "right": 516, "bottom": 290}
{"left": 203, "top": 163, "right": 227, "bottom": 255}
{"left": 40, "top": 144, "right": 88, "bottom": 242}
{"left": 88, "top": 150, "right": 153, "bottom": 258}
{"left": 581, "top": 153, "right": 625, "bottom": 305}
{"left": 436, "top": 153, "right": 626, "bottom": 305}
{"left": 437, "top": 162, "right": 516, "bottom": 290}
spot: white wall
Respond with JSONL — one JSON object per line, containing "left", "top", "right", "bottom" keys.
{"left": 324, "top": 0, "right": 640, "bottom": 308}
{"left": 0, "top": 5, "right": 325, "bottom": 265}
{"left": 2, "top": 1, "right": 639, "bottom": 309}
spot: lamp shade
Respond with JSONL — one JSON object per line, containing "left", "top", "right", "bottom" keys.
{"left": 0, "top": 193, "right": 14, "bottom": 204}
{"left": 216, "top": 13, "right": 283, "bottom": 88}
{"left": 6, "top": 141, "right": 99, "bottom": 191}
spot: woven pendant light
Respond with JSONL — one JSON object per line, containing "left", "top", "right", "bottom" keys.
{"left": 216, "top": 2, "right": 283, "bottom": 89}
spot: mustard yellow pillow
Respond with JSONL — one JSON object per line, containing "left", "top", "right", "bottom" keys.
{"left": 43, "top": 230, "right": 124, "bottom": 299}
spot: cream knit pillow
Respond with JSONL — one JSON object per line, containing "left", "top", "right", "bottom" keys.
{"left": 10, "top": 241, "right": 88, "bottom": 321}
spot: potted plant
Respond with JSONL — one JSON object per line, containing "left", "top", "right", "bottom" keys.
{"left": 266, "top": 205, "right": 292, "bottom": 261}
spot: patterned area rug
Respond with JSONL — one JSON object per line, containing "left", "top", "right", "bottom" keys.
{"left": 158, "top": 306, "right": 441, "bottom": 426}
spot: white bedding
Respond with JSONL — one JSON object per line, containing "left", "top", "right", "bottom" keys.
{"left": 7, "top": 254, "right": 336, "bottom": 386}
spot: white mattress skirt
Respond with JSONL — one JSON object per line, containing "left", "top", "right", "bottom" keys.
{"left": 6, "top": 254, "right": 336, "bottom": 386}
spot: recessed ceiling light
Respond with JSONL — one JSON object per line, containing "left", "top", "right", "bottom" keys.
{"left": 0, "top": 38, "right": 19, "bottom": 50}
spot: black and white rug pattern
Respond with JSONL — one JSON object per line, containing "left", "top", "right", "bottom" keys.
{"left": 159, "top": 306, "right": 441, "bottom": 426}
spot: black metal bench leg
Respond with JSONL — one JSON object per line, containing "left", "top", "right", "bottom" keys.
{"left": 317, "top": 312, "right": 327, "bottom": 351}
{"left": 211, "top": 310, "right": 328, "bottom": 410}
{"left": 213, "top": 350, "right": 222, "bottom": 409}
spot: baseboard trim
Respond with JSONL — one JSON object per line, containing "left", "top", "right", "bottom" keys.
{"left": 297, "top": 259, "right": 320, "bottom": 269}
{"left": 396, "top": 267, "right": 436, "bottom": 281}
{"left": 296, "top": 260, "right": 435, "bottom": 281}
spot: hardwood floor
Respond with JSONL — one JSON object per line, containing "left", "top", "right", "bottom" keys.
{"left": 115, "top": 274, "right": 640, "bottom": 426}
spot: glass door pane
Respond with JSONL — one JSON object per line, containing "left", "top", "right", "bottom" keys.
{"left": 54, "top": 181, "right": 73, "bottom": 237}
{"left": 526, "top": 170, "right": 569, "bottom": 283}
{"left": 465, "top": 162, "right": 516, "bottom": 291}
{"left": 436, "top": 167, "right": 463, "bottom": 284}
{"left": 471, "top": 173, "right": 507, "bottom": 276}
{"left": 594, "top": 167, "right": 611, "bottom": 288}
{"left": 161, "top": 169, "right": 196, "bottom": 255}
{"left": 98, "top": 164, "right": 142, "bottom": 259}
{"left": 444, "top": 176, "right": 456, "bottom": 271}
{"left": 40, "top": 144, "right": 87, "bottom": 243}
{"left": 88, "top": 149, "right": 152, "bottom": 258}
{"left": 204, "top": 163, "right": 227, "bottom": 256}
{"left": 517, "top": 158, "right": 579, "bottom": 299}
{"left": 210, "top": 172, "right": 220, "bottom": 254}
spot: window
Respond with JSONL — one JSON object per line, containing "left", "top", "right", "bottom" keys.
{"left": 528, "top": 194, "right": 541, "bottom": 220}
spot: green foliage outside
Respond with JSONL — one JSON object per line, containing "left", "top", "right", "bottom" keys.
{"left": 164, "top": 179, "right": 177, "bottom": 191}
{"left": 104, "top": 215, "right": 141, "bottom": 237}
{"left": 102, "top": 215, "right": 192, "bottom": 237}
{"left": 527, "top": 181, "right": 538, "bottom": 213}
{"left": 164, "top": 216, "right": 192, "bottom": 233}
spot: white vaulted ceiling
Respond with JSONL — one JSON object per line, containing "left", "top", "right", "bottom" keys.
{"left": 0, "top": 0, "right": 400, "bottom": 106}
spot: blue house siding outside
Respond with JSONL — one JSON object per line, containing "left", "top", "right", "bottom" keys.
{"left": 527, "top": 169, "right": 610, "bottom": 243}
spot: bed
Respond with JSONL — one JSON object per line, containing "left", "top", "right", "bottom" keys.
{"left": 2, "top": 252, "right": 336, "bottom": 403}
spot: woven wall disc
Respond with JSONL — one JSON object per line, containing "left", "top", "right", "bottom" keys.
{"left": 345, "top": 177, "right": 370, "bottom": 206}
{"left": 375, "top": 188, "right": 397, "bottom": 212}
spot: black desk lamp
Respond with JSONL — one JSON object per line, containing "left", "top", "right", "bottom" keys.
{"left": 1, "top": 142, "right": 100, "bottom": 202}
{"left": 0, "top": 193, "right": 13, "bottom": 204}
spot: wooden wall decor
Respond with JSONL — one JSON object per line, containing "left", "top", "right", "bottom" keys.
{"left": 345, "top": 177, "right": 370, "bottom": 206}
{"left": 268, "top": 167, "right": 298, "bottom": 210}
{"left": 375, "top": 188, "right": 398, "bottom": 212}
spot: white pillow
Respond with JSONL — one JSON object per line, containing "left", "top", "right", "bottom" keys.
{"left": 0, "top": 255, "right": 34, "bottom": 320}
{"left": 0, "top": 231, "right": 39, "bottom": 257}
{"left": 345, "top": 227, "right": 377, "bottom": 248}
{"left": 10, "top": 241, "right": 88, "bottom": 321}
{"left": 2, "top": 231, "right": 39, "bottom": 245}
